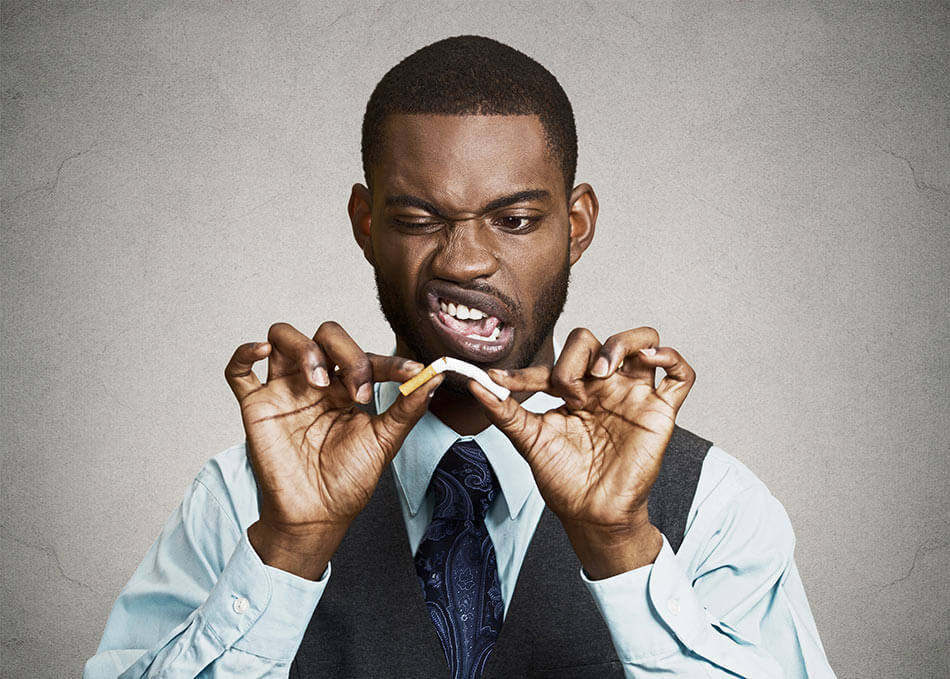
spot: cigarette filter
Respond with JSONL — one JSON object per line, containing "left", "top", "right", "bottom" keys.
{"left": 398, "top": 356, "right": 510, "bottom": 401}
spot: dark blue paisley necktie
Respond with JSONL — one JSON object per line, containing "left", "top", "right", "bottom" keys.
{"left": 414, "top": 439, "right": 504, "bottom": 679}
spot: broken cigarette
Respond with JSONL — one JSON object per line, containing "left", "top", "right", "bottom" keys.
{"left": 398, "top": 356, "right": 510, "bottom": 401}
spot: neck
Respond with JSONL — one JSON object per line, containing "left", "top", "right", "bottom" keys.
{"left": 398, "top": 337, "right": 556, "bottom": 436}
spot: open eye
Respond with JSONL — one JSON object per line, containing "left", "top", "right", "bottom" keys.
{"left": 494, "top": 215, "right": 538, "bottom": 232}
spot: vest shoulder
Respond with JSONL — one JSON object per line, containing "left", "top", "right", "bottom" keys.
{"left": 669, "top": 424, "right": 714, "bottom": 452}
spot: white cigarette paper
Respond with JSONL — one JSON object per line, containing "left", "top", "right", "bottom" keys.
{"left": 398, "top": 356, "right": 510, "bottom": 401}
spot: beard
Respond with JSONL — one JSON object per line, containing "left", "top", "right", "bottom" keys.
{"left": 375, "top": 263, "right": 570, "bottom": 393}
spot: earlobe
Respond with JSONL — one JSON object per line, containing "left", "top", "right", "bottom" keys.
{"left": 567, "top": 183, "right": 598, "bottom": 266}
{"left": 348, "top": 184, "right": 375, "bottom": 266}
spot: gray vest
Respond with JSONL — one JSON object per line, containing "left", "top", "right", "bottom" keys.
{"left": 291, "top": 425, "right": 712, "bottom": 678}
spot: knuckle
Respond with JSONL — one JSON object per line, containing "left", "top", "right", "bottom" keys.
{"left": 567, "top": 326, "right": 596, "bottom": 342}
{"left": 226, "top": 343, "right": 253, "bottom": 373}
{"left": 303, "top": 347, "right": 322, "bottom": 370}
{"left": 267, "top": 321, "right": 290, "bottom": 338}
{"left": 600, "top": 335, "right": 622, "bottom": 355}
{"left": 316, "top": 320, "right": 342, "bottom": 337}
{"left": 343, "top": 356, "right": 372, "bottom": 379}
{"left": 639, "top": 326, "right": 660, "bottom": 344}
{"left": 550, "top": 370, "right": 580, "bottom": 394}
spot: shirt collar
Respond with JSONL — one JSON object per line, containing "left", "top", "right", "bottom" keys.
{"left": 378, "top": 378, "right": 563, "bottom": 521}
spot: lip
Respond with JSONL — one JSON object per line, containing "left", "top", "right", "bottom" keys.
{"left": 424, "top": 281, "right": 514, "bottom": 325}
{"left": 423, "top": 281, "right": 516, "bottom": 363}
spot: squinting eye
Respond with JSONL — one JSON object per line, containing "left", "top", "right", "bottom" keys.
{"left": 391, "top": 218, "right": 441, "bottom": 231}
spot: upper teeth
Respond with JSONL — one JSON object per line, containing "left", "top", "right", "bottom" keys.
{"left": 440, "top": 300, "right": 485, "bottom": 320}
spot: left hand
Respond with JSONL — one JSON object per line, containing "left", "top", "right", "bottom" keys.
{"left": 468, "top": 327, "right": 695, "bottom": 579}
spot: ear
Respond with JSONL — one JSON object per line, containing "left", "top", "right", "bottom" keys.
{"left": 567, "top": 183, "right": 598, "bottom": 266}
{"left": 348, "top": 183, "right": 375, "bottom": 266}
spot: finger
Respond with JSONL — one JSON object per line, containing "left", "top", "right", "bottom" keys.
{"left": 266, "top": 322, "right": 330, "bottom": 388}
{"left": 368, "top": 353, "right": 425, "bottom": 384}
{"left": 486, "top": 365, "right": 552, "bottom": 394}
{"left": 319, "top": 355, "right": 424, "bottom": 408}
{"left": 596, "top": 327, "right": 660, "bottom": 386}
{"left": 225, "top": 342, "right": 268, "bottom": 401}
{"left": 552, "top": 327, "right": 601, "bottom": 408}
{"left": 467, "top": 379, "right": 544, "bottom": 458}
{"left": 373, "top": 373, "right": 445, "bottom": 459}
{"left": 641, "top": 346, "right": 696, "bottom": 412}
{"left": 314, "top": 321, "right": 375, "bottom": 403}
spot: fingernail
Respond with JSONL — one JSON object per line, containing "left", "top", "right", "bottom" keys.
{"left": 313, "top": 366, "right": 330, "bottom": 387}
{"left": 640, "top": 347, "right": 657, "bottom": 358}
{"left": 404, "top": 360, "right": 424, "bottom": 372}
{"left": 357, "top": 383, "right": 373, "bottom": 403}
{"left": 591, "top": 356, "right": 609, "bottom": 377}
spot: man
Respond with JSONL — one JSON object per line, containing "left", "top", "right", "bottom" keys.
{"left": 86, "top": 36, "right": 835, "bottom": 678}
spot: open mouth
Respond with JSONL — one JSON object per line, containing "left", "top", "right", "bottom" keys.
{"left": 425, "top": 284, "right": 515, "bottom": 362}
{"left": 438, "top": 299, "right": 503, "bottom": 341}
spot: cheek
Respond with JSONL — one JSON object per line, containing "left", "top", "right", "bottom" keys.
{"left": 373, "top": 234, "right": 428, "bottom": 288}
{"left": 508, "top": 233, "right": 569, "bottom": 282}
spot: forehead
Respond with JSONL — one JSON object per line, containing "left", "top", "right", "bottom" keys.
{"left": 373, "top": 114, "right": 563, "bottom": 209}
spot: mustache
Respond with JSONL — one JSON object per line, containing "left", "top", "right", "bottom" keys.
{"left": 436, "top": 279, "right": 521, "bottom": 317}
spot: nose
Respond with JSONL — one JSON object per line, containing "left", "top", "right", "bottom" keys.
{"left": 429, "top": 220, "right": 500, "bottom": 282}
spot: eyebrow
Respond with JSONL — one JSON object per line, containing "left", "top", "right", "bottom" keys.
{"left": 384, "top": 189, "right": 551, "bottom": 217}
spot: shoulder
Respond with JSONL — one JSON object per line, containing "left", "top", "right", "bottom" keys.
{"left": 696, "top": 445, "right": 778, "bottom": 506}
{"left": 189, "top": 442, "right": 262, "bottom": 531}
{"left": 682, "top": 444, "right": 796, "bottom": 567}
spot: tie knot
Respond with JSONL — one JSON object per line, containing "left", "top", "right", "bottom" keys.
{"left": 430, "top": 440, "right": 497, "bottom": 522}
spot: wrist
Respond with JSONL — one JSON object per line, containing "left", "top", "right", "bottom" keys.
{"left": 562, "top": 515, "right": 663, "bottom": 580}
{"left": 247, "top": 520, "right": 347, "bottom": 581}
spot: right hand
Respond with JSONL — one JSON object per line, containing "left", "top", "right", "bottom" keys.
{"left": 224, "top": 321, "right": 442, "bottom": 579}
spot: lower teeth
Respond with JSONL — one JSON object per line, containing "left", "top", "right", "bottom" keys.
{"left": 467, "top": 326, "right": 501, "bottom": 342}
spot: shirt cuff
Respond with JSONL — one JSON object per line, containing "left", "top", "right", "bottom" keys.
{"left": 582, "top": 534, "right": 710, "bottom": 662}
{"left": 199, "top": 532, "right": 329, "bottom": 661}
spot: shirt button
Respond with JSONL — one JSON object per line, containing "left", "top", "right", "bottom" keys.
{"left": 667, "top": 598, "right": 681, "bottom": 616}
{"left": 233, "top": 597, "right": 250, "bottom": 614}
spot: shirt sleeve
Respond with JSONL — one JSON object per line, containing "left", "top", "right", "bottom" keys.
{"left": 583, "top": 480, "right": 836, "bottom": 678}
{"left": 84, "top": 467, "right": 328, "bottom": 678}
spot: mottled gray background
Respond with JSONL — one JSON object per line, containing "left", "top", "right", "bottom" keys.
{"left": 2, "top": 1, "right": 948, "bottom": 677}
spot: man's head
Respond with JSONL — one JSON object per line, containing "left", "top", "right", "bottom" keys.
{"left": 349, "top": 37, "right": 597, "bottom": 384}
{"left": 361, "top": 36, "right": 577, "bottom": 197}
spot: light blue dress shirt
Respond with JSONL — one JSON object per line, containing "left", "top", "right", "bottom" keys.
{"left": 85, "top": 382, "right": 835, "bottom": 678}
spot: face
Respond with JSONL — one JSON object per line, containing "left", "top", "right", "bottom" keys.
{"left": 350, "top": 114, "right": 596, "bottom": 377}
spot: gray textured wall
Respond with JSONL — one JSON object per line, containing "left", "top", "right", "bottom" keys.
{"left": 2, "top": 2, "right": 948, "bottom": 677}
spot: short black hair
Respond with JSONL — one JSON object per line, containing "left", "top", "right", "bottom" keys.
{"left": 361, "top": 35, "right": 577, "bottom": 194}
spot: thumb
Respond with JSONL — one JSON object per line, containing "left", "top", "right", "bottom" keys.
{"left": 468, "top": 379, "right": 543, "bottom": 460}
{"left": 372, "top": 374, "right": 444, "bottom": 459}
